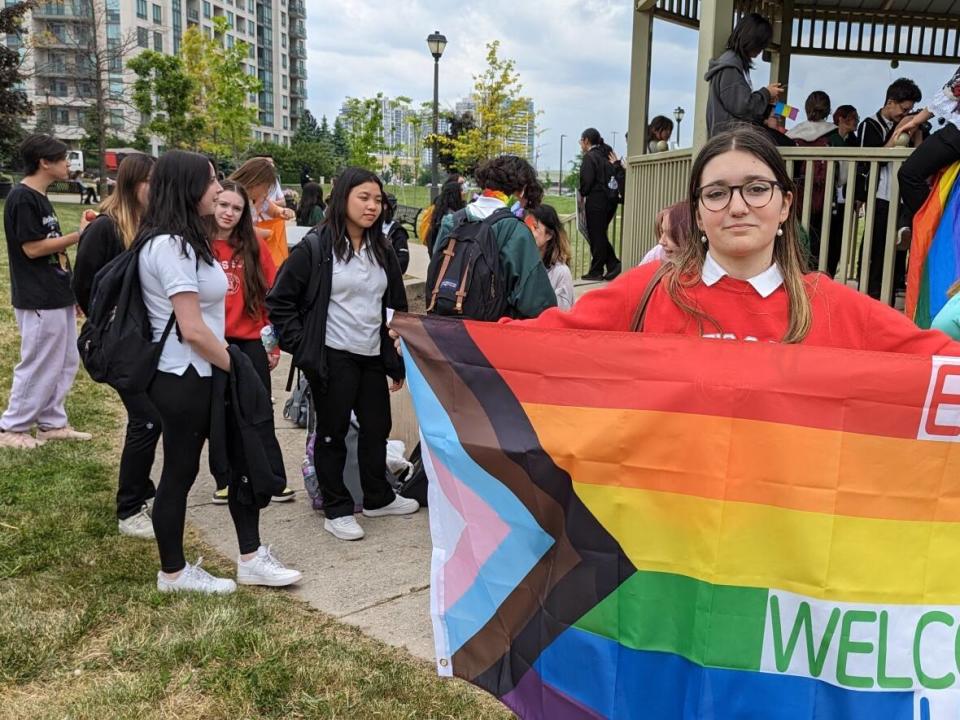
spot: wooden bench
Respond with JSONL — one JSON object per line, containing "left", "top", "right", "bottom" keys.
{"left": 395, "top": 204, "right": 423, "bottom": 238}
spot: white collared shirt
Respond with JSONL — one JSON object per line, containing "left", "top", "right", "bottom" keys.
{"left": 325, "top": 241, "right": 388, "bottom": 357}
{"left": 701, "top": 251, "right": 784, "bottom": 298}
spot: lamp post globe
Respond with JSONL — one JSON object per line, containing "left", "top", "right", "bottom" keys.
{"left": 673, "top": 106, "right": 685, "bottom": 148}
{"left": 427, "top": 31, "right": 447, "bottom": 201}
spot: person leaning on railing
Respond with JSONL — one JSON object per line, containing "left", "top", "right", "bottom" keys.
{"left": 896, "top": 65, "right": 960, "bottom": 245}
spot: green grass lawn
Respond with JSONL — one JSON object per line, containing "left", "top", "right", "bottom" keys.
{"left": 0, "top": 200, "right": 511, "bottom": 719}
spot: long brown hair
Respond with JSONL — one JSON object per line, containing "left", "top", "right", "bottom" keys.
{"left": 229, "top": 157, "right": 277, "bottom": 204}
{"left": 99, "top": 153, "right": 155, "bottom": 248}
{"left": 666, "top": 126, "right": 813, "bottom": 343}
{"left": 209, "top": 180, "right": 269, "bottom": 319}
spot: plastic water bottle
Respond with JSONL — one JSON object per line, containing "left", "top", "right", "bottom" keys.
{"left": 260, "top": 325, "right": 278, "bottom": 352}
{"left": 302, "top": 456, "right": 320, "bottom": 509}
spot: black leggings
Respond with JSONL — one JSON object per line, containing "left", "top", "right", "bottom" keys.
{"left": 149, "top": 367, "right": 260, "bottom": 573}
{"left": 305, "top": 348, "right": 395, "bottom": 519}
{"left": 115, "top": 389, "right": 161, "bottom": 520}
{"left": 584, "top": 195, "right": 620, "bottom": 276}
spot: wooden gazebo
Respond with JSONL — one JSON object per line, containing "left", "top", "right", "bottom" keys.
{"left": 621, "top": 0, "right": 960, "bottom": 303}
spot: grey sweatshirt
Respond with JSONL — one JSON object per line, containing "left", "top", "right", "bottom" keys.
{"left": 704, "top": 50, "right": 771, "bottom": 137}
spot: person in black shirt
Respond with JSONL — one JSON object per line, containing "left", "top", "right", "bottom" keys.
{"left": 381, "top": 194, "right": 410, "bottom": 274}
{"left": 0, "top": 134, "right": 92, "bottom": 450}
{"left": 73, "top": 153, "right": 160, "bottom": 539}
{"left": 578, "top": 128, "right": 621, "bottom": 281}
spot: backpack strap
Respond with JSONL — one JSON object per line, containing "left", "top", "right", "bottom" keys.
{"left": 629, "top": 263, "right": 672, "bottom": 333}
{"left": 302, "top": 230, "right": 326, "bottom": 311}
{"left": 427, "top": 239, "right": 457, "bottom": 313}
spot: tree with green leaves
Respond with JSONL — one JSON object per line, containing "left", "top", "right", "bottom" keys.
{"left": 435, "top": 41, "right": 535, "bottom": 175}
{"left": 339, "top": 95, "right": 387, "bottom": 171}
{"left": 292, "top": 109, "right": 322, "bottom": 145}
{"left": 180, "top": 17, "right": 260, "bottom": 164}
{"left": 437, "top": 109, "right": 477, "bottom": 174}
{"left": 128, "top": 51, "right": 205, "bottom": 150}
{"left": 0, "top": 1, "right": 32, "bottom": 167}
{"left": 331, "top": 117, "right": 350, "bottom": 171}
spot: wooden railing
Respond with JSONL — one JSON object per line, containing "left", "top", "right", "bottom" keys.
{"left": 622, "top": 146, "right": 915, "bottom": 305}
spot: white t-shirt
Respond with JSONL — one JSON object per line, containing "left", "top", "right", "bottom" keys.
{"left": 139, "top": 234, "right": 227, "bottom": 377}
{"left": 325, "top": 242, "right": 388, "bottom": 357}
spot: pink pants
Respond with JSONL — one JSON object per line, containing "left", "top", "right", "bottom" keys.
{"left": 1, "top": 306, "right": 79, "bottom": 433}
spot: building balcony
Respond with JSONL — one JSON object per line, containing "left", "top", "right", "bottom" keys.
{"left": 289, "top": 21, "right": 305, "bottom": 38}
{"left": 288, "top": 0, "right": 305, "bottom": 17}
{"left": 187, "top": 8, "right": 199, "bottom": 21}
{"left": 33, "top": 3, "right": 89, "bottom": 20}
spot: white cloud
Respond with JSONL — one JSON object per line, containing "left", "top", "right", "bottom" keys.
{"left": 303, "top": 2, "right": 954, "bottom": 170}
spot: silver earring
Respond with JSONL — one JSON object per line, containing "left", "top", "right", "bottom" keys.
{"left": 701, "top": 234, "right": 708, "bottom": 244}
{"left": 776, "top": 225, "right": 784, "bottom": 237}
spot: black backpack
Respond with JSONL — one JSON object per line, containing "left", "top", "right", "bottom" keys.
{"left": 603, "top": 156, "right": 622, "bottom": 203}
{"left": 425, "top": 207, "right": 512, "bottom": 321}
{"left": 77, "top": 238, "right": 175, "bottom": 394}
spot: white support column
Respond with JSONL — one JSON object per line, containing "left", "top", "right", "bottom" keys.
{"left": 622, "top": 2, "right": 654, "bottom": 268}
{"left": 769, "top": 1, "right": 793, "bottom": 96}
{"left": 627, "top": 2, "right": 654, "bottom": 160}
{"left": 692, "top": 0, "right": 735, "bottom": 151}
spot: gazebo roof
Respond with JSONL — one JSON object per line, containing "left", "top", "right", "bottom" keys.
{"left": 652, "top": 0, "right": 960, "bottom": 62}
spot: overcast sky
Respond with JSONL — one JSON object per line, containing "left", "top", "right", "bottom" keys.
{"left": 303, "top": 0, "right": 951, "bottom": 172}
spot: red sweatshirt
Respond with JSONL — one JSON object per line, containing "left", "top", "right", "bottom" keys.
{"left": 511, "top": 262, "right": 960, "bottom": 356}
{"left": 213, "top": 238, "right": 277, "bottom": 341}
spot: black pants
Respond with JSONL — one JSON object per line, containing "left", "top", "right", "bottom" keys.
{"left": 863, "top": 199, "right": 907, "bottom": 301}
{"left": 305, "top": 348, "right": 396, "bottom": 520}
{"left": 585, "top": 195, "right": 620, "bottom": 276}
{"left": 150, "top": 367, "right": 260, "bottom": 572}
{"left": 115, "top": 389, "right": 161, "bottom": 520}
{"left": 898, "top": 123, "right": 960, "bottom": 229}
{"left": 210, "top": 338, "right": 286, "bottom": 492}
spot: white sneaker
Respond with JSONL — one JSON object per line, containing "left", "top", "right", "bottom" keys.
{"left": 0, "top": 430, "right": 44, "bottom": 450}
{"left": 156, "top": 558, "right": 236, "bottom": 595}
{"left": 237, "top": 545, "right": 303, "bottom": 587}
{"left": 118, "top": 505, "right": 155, "bottom": 540}
{"left": 323, "top": 515, "right": 365, "bottom": 541}
{"left": 362, "top": 495, "right": 419, "bottom": 518}
{"left": 36, "top": 425, "right": 92, "bottom": 442}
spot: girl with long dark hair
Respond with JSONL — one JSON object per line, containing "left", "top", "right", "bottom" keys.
{"left": 267, "top": 167, "right": 416, "bottom": 542}
{"left": 704, "top": 12, "right": 782, "bottom": 136}
{"left": 207, "top": 180, "right": 294, "bottom": 504}
{"left": 423, "top": 178, "right": 466, "bottom": 256}
{"left": 579, "top": 127, "right": 621, "bottom": 281}
{"left": 647, "top": 116, "right": 675, "bottom": 153}
{"left": 296, "top": 181, "right": 325, "bottom": 227}
{"left": 73, "top": 153, "right": 159, "bottom": 540}
{"left": 526, "top": 204, "right": 574, "bottom": 310}
{"left": 139, "top": 150, "right": 300, "bottom": 593}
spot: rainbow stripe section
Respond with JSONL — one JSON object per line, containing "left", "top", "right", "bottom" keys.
{"left": 394, "top": 314, "right": 960, "bottom": 719}
{"left": 907, "top": 161, "right": 960, "bottom": 327}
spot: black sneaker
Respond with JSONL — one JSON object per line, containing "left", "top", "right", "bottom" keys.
{"left": 580, "top": 272, "right": 604, "bottom": 281}
{"left": 272, "top": 486, "right": 295, "bottom": 503}
{"left": 603, "top": 262, "right": 622, "bottom": 281}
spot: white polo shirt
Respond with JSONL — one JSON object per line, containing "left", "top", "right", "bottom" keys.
{"left": 139, "top": 234, "right": 227, "bottom": 377}
{"left": 701, "top": 251, "right": 784, "bottom": 297}
{"left": 325, "top": 242, "right": 388, "bottom": 357}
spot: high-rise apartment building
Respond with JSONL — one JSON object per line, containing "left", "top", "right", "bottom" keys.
{"left": 6, "top": 0, "right": 305, "bottom": 148}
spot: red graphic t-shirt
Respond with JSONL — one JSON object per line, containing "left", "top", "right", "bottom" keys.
{"left": 212, "top": 237, "right": 278, "bottom": 340}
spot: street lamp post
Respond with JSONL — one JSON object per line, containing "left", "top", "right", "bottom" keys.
{"left": 427, "top": 30, "right": 447, "bottom": 201}
{"left": 673, "top": 106, "right": 685, "bottom": 149}
{"left": 610, "top": 131, "right": 617, "bottom": 154}
{"left": 558, "top": 133, "right": 566, "bottom": 196}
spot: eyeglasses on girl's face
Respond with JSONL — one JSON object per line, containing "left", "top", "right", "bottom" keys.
{"left": 695, "top": 179, "right": 784, "bottom": 212}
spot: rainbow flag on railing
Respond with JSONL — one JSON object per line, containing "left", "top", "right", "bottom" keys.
{"left": 395, "top": 313, "right": 960, "bottom": 720}
{"left": 906, "top": 161, "right": 960, "bottom": 327}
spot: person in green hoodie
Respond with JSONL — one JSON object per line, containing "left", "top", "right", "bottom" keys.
{"left": 432, "top": 155, "right": 557, "bottom": 319}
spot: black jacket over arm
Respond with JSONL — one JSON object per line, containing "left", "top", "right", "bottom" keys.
{"left": 266, "top": 225, "right": 408, "bottom": 390}
{"left": 72, "top": 214, "right": 125, "bottom": 315}
{"left": 209, "top": 345, "right": 284, "bottom": 509}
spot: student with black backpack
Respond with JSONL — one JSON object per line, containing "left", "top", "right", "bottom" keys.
{"left": 578, "top": 129, "right": 622, "bottom": 282}
{"left": 267, "top": 167, "right": 416, "bottom": 542}
{"left": 426, "top": 154, "right": 556, "bottom": 320}
{"left": 381, "top": 193, "right": 410, "bottom": 274}
{"left": 73, "top": 153, "right": 159, "bottom": 540}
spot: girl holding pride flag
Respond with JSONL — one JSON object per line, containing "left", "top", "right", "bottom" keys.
{"left": 507, "top": 126, "right": 960, "bottom": 357}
